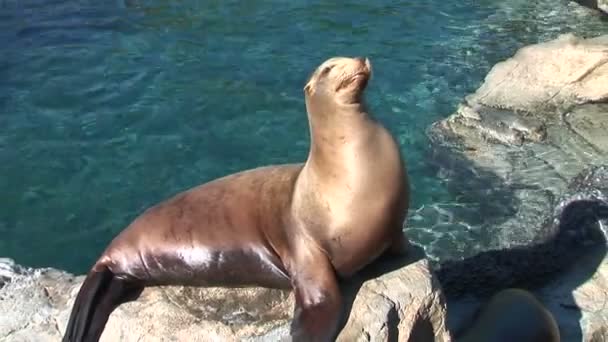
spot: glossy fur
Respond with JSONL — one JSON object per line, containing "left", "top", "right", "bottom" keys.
{"left": 63, "top": 57, "right": 410, "bottom": 342}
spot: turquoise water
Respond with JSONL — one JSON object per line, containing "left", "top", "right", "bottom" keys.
{"left": 1, "top": 0, "right": 607, "bottom": 274}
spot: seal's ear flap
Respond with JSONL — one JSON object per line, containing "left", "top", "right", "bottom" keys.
{"left": 303, "top": 82, "right": 312, "bottom": 94}
{"left": 303, "top": 72, "right": 315, "bottom": 94}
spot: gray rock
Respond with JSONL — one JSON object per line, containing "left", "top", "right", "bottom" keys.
{"left": 537, "top": 245, "right": 608, "bottom": 342}
{"left": 565, "top": 103, "right": 608, "bottom": 153}
{"left": 426, "top": 33, "right": 608, "bottom": 341}
{"left": 535, "top": 166, "right": 608, "bottom": 342}
{"left": 0, "top": 258, "right": 27, "bottom": 287}
{"left": 0, "top": 253, "right": 451, "bottom": 342}
{"left": 442, "top": 165, "right": 608, "bottom": 341}
{"left": 427, "top": 33, "right": 608, "bottom": 259}
{"left": 467, "top": 33, "right": 608, "bottom": 114}
{"left": 436, "top": 165, "right": 608, "bottom": 296}
{"left": 0, "top": 266, "right": 78, "bottom": 342}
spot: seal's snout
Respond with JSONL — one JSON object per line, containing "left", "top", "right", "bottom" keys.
{"left": 354, "top": 57, "right": 371, "bottom": 74}
{"left": 363, "top": 57, "right": 372, "bottom": 78}
{"left": 328, "top": 56, "right": 372, "bottom": 94}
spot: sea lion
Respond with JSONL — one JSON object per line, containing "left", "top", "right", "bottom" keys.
{"left": 457, "top": 288, "right": 560, "bottom": 342}
{"left": 62, "top": 56, "right": 410, "bottom": 342}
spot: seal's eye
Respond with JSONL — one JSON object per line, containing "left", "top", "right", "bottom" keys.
{"left": 320, "top": 65, "right": 334, "bottom": 76}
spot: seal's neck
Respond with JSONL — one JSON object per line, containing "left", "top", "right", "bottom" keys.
{"left": 305, "top": 100, "right": 377, "bottom": 175}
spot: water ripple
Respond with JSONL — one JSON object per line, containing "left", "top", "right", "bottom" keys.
{"left": 1, "top": 0, "right": 607, "bottom": 272}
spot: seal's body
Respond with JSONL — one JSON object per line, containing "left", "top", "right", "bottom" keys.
{"left": 458, "top": 288, "right": 560, "bottom": 342}
{"left": 100, "top": 164, "right": 301, "bottom": 289}
{"left": 63, "top": 57, "right": 410, "bottom": 342}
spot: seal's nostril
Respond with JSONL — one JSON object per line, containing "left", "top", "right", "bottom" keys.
{"left": 364, "top": 58, "right": 371, "bottom": 72}
{"left": 355, "top": 57, "right": 371, "bottom": 71}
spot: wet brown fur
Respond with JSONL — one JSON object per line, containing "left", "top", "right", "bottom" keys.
{"left": 63, "top": 57, "right": 410, "bottom": 342}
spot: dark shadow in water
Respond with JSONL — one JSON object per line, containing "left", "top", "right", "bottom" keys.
{"left": 436, "top": 198, "right": 608, "bottom": 340}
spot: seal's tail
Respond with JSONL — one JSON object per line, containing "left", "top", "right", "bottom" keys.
{"left": 63, "top": 266, "right": 142, "bottom": 342}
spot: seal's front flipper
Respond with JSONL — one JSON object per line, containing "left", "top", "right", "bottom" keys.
{"left": 63, "top": 266, "right": 143, "bottom": 342}
{"left": 289, "top": 245, "right": 342, "bottom": 342}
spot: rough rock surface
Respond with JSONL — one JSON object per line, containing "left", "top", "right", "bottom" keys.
{"left": 427, "top": 33, "right": 608, "bottom": 341}
{"left": 441, "top": 165, "right": 608, "bottom": 341}
{"left": 0, "top": 252, "right": 451, "bottom": 342}
{"left": 436, "top": 165, "right": 608, "bottom": 296}
{"left": 538, "top": 245, "right": 608, "bottom": 342}
{"left": 404, "top": 3, "right": 608, "bottom": 262}
{"left": 535, "top": 165, "right": 608, "bottom": 342}
{"left": 428, "top": 33, "right": 608, "bottom": 255}
{"left": 467, "top": 34, "right": 608, "bottom": 116}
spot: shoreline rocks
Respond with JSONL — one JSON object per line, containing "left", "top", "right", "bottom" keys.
{"left": 439, "top": 165, "right": 608, "bottom": 341}
{"left": 427, "top": 32, "right": 608, "bottom": 341}
{"left": 0, "top": 252, "right": 451, "bottom": 342}
{"left": 427, "top": 33, "right": 608, "bottom": 255}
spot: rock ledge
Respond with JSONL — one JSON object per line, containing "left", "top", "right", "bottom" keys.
{"left": 0, "top": 253, "right": 451, "bottom": 342}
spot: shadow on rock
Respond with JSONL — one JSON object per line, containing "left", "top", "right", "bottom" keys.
{"left": 337, "top": 245, "right": 428, "bottom": 342}
{"left": 435, "top": 165, "right": 608, "bottom": 340}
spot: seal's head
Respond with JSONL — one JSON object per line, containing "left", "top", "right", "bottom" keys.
{"left": 304, "top": 56, "right": 372, "bottom": 108}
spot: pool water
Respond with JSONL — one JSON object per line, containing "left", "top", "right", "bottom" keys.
{"left": 1, "top": 0, "right": 606, "bottom": 274}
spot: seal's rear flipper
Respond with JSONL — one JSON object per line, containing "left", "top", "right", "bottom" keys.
{"left": 63, "top": 267, "right": 143, "bottom": 342}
